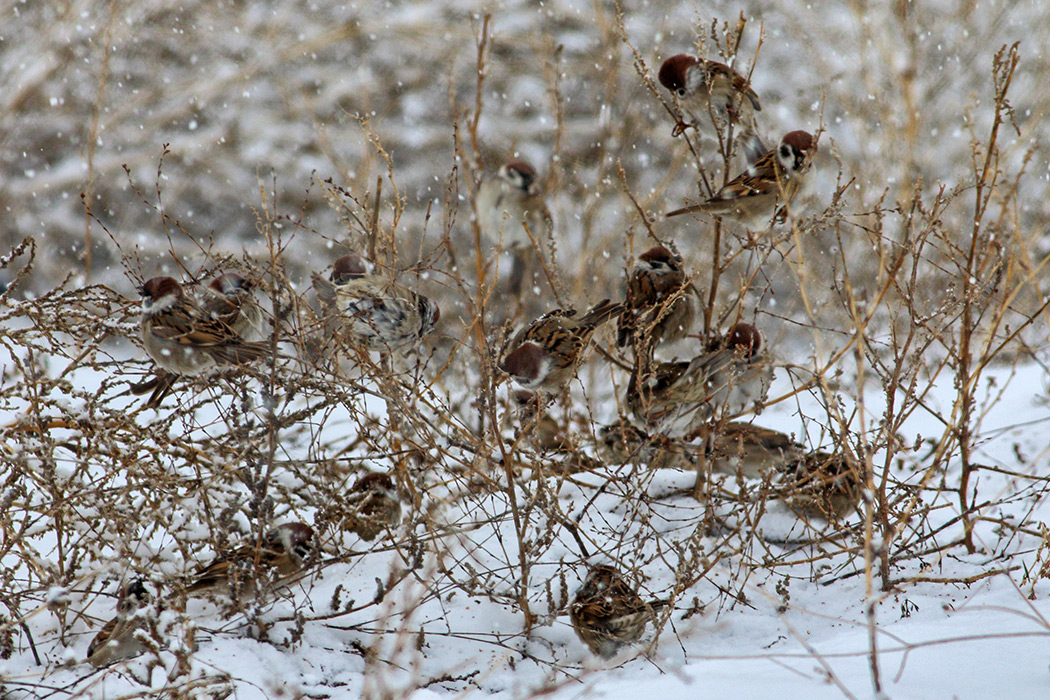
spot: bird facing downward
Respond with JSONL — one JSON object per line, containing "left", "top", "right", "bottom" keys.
{"left": 666, "top": 130, "right": 818, "bottom": 228}
{"left": 569, "top": 565, "right": 667, "bottom": 658}
{"left": 312, "top": 253, "right": 440, "bottom": 354}
{"left": 658, "top": 53, "right": 765, "bottom": 162}
{"left": 617, "top": 245, "right": 696, "bottom": 350}
{"left": 87, "top": 579, "right": 154, "bottom": 667}
{"left": 500, "top": 299, "right": 622, "bottom": 394}
{"left": 184, "top": 522, "right": 315, "bottom": 600}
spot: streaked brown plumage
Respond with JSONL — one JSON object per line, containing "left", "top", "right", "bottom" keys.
{"left": 344, "top": 472, "right": 403, "bottom": 541}
{"left": 569, "top": 565, "right": 667, "bottom": 658}
{"left": 312, "top": 253, "right": 440, "bottom": 354}
{"left": 512, "top": 390, "right": 573, "bottom": 453}
{"left": 627, "top": 323, "right": 773, "bottom": 438}
{"left": 184, "top": 522, "right": 315, "bottom": 599}
{"left": 499, "top": 299, "right": 622, "bottom": 394}
{"left": 709, "top": 422, "right": 803, "bottom": 479}
{"left": 598, "top": 419, "right": 699, "bottom": 470}
{"left": 202, "top": 271, "right": 264, "bottom": 341}
{"left": 666, "top": 131, "right": 818, "bottom": 227}
{"left": 617, "top": 245, "right": 695, "bottom": 351}
{"left": 783, "top": 450, "right": 861, "bottom": 520}
{"left": 136, "top": 276, "right": 271, "bottom": 408}
{"left": 87, "top": 579, "right": 153, "bottom": 667}
{"left": 658, "top": 53, "right": 765, "bottom": 161}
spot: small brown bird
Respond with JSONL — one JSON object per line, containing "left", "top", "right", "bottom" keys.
{"left": 617, "top": 245, "right": 695, "bottom": 351}
{"left": 202, "top": 271, "right": 264, "bottom": 341}
{"left": 344, "top": 472, "right": 403, "bottom": 541}
{"left": 709, "top": 422, "right": 803, "bottom": 479}
{"left": 569, "top": 565, "right": 667, "bottom": 658}
{"left": 782, "top": 450, "right": 861, "bottom": 520}
{"left": 312, "top": 254, "right": 440, "bottom": 354}
{"left": 598, "top": 420, "right": 699, "bottom": 470}
{"left": 139, "top": 277, "right": 270, "bottom": 375}
{"left": 475, "top": 159, "right": 554, "bottom": 297}
{"left": 87, "top": 579, "right": 154, "bottom": 667}
{"left": 500, "top": 299, "right": 622, "bottom": 394}
{"left": 658, "top": 53, "right": 765, "bottom": 161}
{"left": 666, "top": 131, "right": 818, "bottom": 227}
{"left": 512, "top": 390, "right": 572, "bottom": 453}
{"left": 184, "top": 522, "right": 315, "bottom": 599}
{"left": 135, "top": 276, "right": 271, "bottom": 408}
{"left": 628, "top": 323, "right": 773, "bottom": 438}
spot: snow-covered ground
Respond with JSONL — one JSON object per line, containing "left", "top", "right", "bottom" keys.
{"left": 3, "top": 0, "right": 1050, "bottom": 698}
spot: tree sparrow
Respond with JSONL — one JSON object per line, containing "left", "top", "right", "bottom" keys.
{"left": 658, "top": 53, "right": 765, "bottom": 162}
{"left": 782, "top": 450, "right": 861, "bottom": 520}
{"left": 627, "top": 323, "right": 773, "bottom": 438}
{"left": 86, "top": 579, "right": 154, "bottom": 667}
{"left": 184, "top": 522, "right": 315, "bottom": 599}
{"left": 569, "top": 565, "right": 667, "bottom": 658}
{"left": 709, "top": 422, "right": 803, "bottom": 479}
{"left": 312, "top": 254, "right": 440, "bottom": 354}
{"left": 667, "top": 131, "right": 818, "bottom": 227}
{"left": 617, "top": 245, "right": 695, "bottom": 350}
{"left": 344, "top": 472, "right": 403, "bottom": 542}
{"left": 475, "top": 159, "right": 554, "bottom": 297}
{"left": 202, "top": 272, "right": 264, "bottom": 341}
{"left": 511, "top": 389, "right": 573, "bottom": 453}
{"left": 597, "top": 420, "right": 699, "bottom": 470}
{"left": 499, "top": 299, "right": 622, "bottom": 394}
{"left": 139, "top": 276, "right": 270, "bottom": 376}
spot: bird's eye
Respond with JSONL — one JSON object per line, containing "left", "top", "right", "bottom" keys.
{"left": 676, "top": 88, "right": 687, "bottom": 97}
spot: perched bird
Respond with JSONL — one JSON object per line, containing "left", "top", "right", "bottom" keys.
{"left": 512, "top": 390, "right": 572, "bottom": 453}
{"left": 475, "top": 159, "right": 554, "bottom": 297}
{"left": 184, "top": 522, "right": 315, "bottom": 599}
{"left": 312, "top": 254, "right": 440, "bottom": 354}
{"left": 569, "top": 565, "right": 667, "bottom": 658}
{"left": 87, "top": 579, "right": 153, "bottom": 667}
{"left": 709, "top": 422, "right": 803, "bottom": 479}
{"left": 598, "top": 420, "right": 699, "bottom": 470}
{"left": 202, "top": 271, "right": 264, "bottom": 341}
{"left": 136, "top": 276, "right": 271, "bottom": 407}
{"left": 658, "top": 53, "right": 765, "bottom": 162}
{"left": 617, "top": 245, "right": 695, "bottom": 350}
{"left": 344, "top": 472, "right": 403, "bottom": 541}
{"left": 499, "top": 299, "right": 622, "bottom": 394}
{"left": 139, "top": 276, "right": 270, "bottom": 376}
{"left": 666, "top": 131, "right": 818, "bottom": 227}
{"left": 782, "top": 450, "right": 861, "bottom": 520}
{"left": 627, "top": 323, "right": 773, "bottom": 438}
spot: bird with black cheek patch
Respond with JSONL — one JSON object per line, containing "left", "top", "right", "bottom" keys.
{"left": 183, "top": 522, "right": 315, "bottom": 600}
{"left": 476, "top": 159, "right": 554, "bottom": 300}
{"left": 569, "top": 565, "right": 668, "bottom": 658}
{"left": 312, "top": 253, "right": 440, "bottom": 355}
{"left": 667, "top": 131, "right": 818, "bottom": 228}
{"left": 658, "top": 53, "right": 765, "bottom": 162}
{"left": 202, "top": 271, "right": 264, "bottom": 341}
{"left": 627, "top": 322, "right": 773, "bottom": 438}
{"left": 499, "top": 299, "right": 622, "bottom": 395}
{"left": 617, "top": 244, "right": 695, "bottom": 351}
{"left": 344, "top": 472, "right": 403, "bottom": 542}
{"left": 87, "top": 579, "right": 155, "bottom": 667}
{"left": 134, "top": 276, "right": 272, "bottom": 407}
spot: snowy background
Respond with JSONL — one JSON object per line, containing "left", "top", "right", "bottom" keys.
{"left": 3, "top": 0, "right": 1050, "bottom": 698}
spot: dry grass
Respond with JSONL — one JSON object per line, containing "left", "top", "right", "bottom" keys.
{"left": 2, "top": 2, "right": 1050, "bottom": 698}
